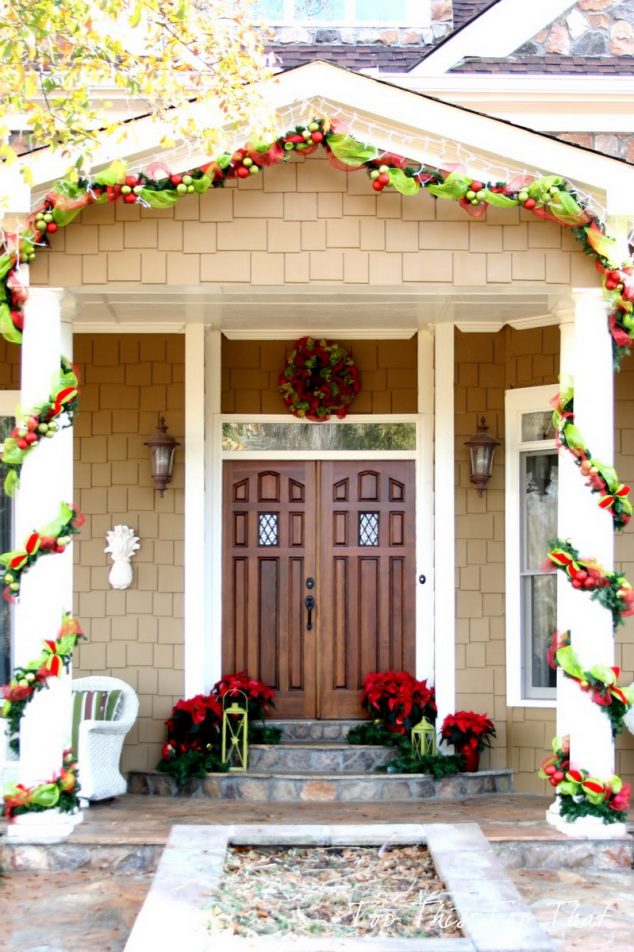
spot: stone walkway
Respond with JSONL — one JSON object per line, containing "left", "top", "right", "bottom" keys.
{"left": 1, "top": 795, "right": 632, "bottom": 951}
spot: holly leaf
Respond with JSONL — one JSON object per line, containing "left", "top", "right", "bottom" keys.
{"left": 139, "top": 188, "right": 178, "bottom": 208}
{"left": 427, "top": 171, "right": 472, "bottom": 201}
{"left": 388, "top": 168, "right": 419, "bottom": 196}
{"left": 327, "top": 133, "right": 378, "bottom": 166}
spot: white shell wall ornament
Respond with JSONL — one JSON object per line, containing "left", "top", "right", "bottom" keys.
{"left": 105, "top": 525, "right": 140, "bottom": 590}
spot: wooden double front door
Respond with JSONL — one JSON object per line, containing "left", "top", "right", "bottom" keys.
{"left": 222, "top": 460, "right": 416, "bottom": 719}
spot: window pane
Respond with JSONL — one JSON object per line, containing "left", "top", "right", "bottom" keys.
{"left": 523, "top": 574, "right": 557, "bottom": 691}
{"left": 0, "top": 416, "right": 13, "bottom": 686}
{"left": 359, "top": 512, "right": 379, "bottom": 546}
{"left": 223, "top": 422, "right": 416, "bottom": 452}
{"left": 258, "top": 513, "right": 279, "bottom": 547}
{"left": 521, "top": 411, "right": 555, "bottom": 442}
{"left": 355, "top": 0, "right": 406, "bottom": 19}
{"left": 522, "top": 451, "right": 558, "bottom": 571}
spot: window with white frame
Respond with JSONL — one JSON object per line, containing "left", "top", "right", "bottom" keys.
{"left": 505, "top": 385, "right": 559, "bottom": 705}
{"left": 253, "top": 0, "right": 429, "bottom": 25}
{"left": 0, "top": 406, "right": 14, "bottom": 687}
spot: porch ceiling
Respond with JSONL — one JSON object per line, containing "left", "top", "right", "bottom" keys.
{"left": 69, "top": 285, "right": 561, "bottom": 337}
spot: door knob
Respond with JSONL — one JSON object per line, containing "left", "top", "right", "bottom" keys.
{"left": 305, "top": 594, "right": 315, "bottom": 631}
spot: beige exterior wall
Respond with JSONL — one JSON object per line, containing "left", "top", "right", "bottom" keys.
{"left": 30, "top": 152, "right": 596, "bottom": 291}
{"left": 455, "top": 327, "right": 634, "bottom": 793}
{"left": 221, "top": 337, "right": 418, "bottom": 414}
{"left": 72, "top": 334, "right": 185, "bottom": 772}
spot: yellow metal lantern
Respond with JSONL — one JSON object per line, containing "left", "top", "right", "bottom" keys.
{"left": 221, "top": 690, "right": 249, "bottom": 772}
{"left": 411, "top": 717, "right": 437, "bottom": 758}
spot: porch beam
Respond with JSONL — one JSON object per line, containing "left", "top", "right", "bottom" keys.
{"left": 554, "top": 291, "right": 616, "bottom": 831}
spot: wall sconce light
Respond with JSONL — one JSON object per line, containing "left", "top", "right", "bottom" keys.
{"left": 464, "top": 416, "right": 500, "bottom": 495}
{"left": 144, "top": 417, "right": 180, "bottom": 496}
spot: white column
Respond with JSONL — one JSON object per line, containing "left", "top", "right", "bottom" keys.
{"left": 205, "top": 330, "right": 222, "bottom": 688}
{"left": 416, "top": 328, "right": 435, "bottom": 682}
{"left": 14, "top": 289, "right": 75, "bottom": 788}
{"left": 184, "top": 323, "right": 206, "bottom": 698}
{"left": 433, "top": 323, "right": 456, "bottom": 730}
{"left": 556, "top": 291, "right": 615, "bottom": 797}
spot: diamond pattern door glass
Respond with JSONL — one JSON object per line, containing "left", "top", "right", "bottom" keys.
{"left": 258, "top": 513, "right": 279, "bottom": 547}
{"left": 359, "top": 512, "right": 379, "bottom": 546}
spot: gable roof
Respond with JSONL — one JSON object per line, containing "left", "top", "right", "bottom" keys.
{"left": 11, "top": 60, "right": 633, "bottom": 216}
{"left": 453, "top": 54, "right": 634, "bottom": 74}
{"left": 453, "top": 0, "right": 499, "bottom": 31}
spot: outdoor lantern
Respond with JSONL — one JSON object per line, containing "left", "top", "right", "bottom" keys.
{"left": 144, "top": 416, "right": 180, "bottom": 496}
{"left": 411, "top": 717, "right": 437, "bottom": 758}
{"left": 464, "top": 416, "right": 500, "bottom": 495}
{"left": 221, "top": 691, "right": 249, "bottom": 772}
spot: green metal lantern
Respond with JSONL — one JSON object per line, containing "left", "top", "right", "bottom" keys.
{"left": 221, "top": 690, "right": 249, "bottom": 772}
{"left": 411, "top": 716, "right": 436, "bottom": 758}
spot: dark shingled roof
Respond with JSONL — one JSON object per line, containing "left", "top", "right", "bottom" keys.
{"left": 266, "top": 44, "right": 432, "bottom": 73}
{"left": 453, "top": 0, "right": 500, "bottom": 30}
{"left": 452, "top": 55, "right": 634, "bottom": 74}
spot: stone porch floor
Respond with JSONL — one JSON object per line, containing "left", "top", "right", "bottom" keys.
{"left": 1, "top": 794, "right": 633, "bottom": 951}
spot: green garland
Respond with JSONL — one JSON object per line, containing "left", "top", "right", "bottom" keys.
{"left": 0, "top": 503, "right": 84, "bottom": 603}
{"left": 547, "top": 539, "right": 634, "bottom": 630}
{"left": 552, "top": 383, "right": 632, "bottom": 530}
{"left": 1, "top": 359, "right": 79, "bottom": 496}
{"left": 549, "top": 632, "right": 634, "bottom": 736}
{"left": 1, "top": 117, "right": 632, "bottom": 367}
{"left": 1, "top": 614, "right": 84, "bottom": 753}
{"left": 3, "top": 748, "right": 81, "bottom": 822}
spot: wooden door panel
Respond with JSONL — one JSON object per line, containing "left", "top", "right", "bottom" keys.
{"left": 223, "top": 461, "right": 316, "bottom": 718}
{"left": 319, "top": 461, "right": 416, "bottom": 718}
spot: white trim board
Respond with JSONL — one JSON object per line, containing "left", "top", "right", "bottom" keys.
{"left": 504, "top": 383, "right": 558, "bottom": 710}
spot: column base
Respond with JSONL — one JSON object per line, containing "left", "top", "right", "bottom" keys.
{"left": 6, "top": 808, "right": 83, "bottom": 843}
{"left": 546, "top": 799, "right": 627, "bottom": 838}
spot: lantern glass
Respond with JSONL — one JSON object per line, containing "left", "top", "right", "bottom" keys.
{"left": 411, "top": 716, "right": 436, "bottom": 758}
{"left": 144, "top": 416, "right": 180, "bottom": 496}
{"left": 221, "top": 694, "right": 249, "bottom": 772}
{"left": 464, "top": 416, "right": 500, "bottom": 495}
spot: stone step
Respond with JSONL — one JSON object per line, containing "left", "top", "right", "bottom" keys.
{"left": 248, "top": 743, "right": 395, "bottom": 772}
{"left": 128, "top": 767, "right": 513, "bottom": 802}
{"left": 265, "top": 719, "right": 364, "bottom": 743}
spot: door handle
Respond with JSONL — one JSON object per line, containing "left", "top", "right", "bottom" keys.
{"left": 305, "top": 595, "right": 315, "bottom": 631}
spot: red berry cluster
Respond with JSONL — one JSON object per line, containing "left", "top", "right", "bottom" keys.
{"left": 369, "top": 164, "right": 391, "bottom": 192}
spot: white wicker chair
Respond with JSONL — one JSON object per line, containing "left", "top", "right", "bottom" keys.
{"left": 72, "top": 676, "right": 139, "bottom": 802}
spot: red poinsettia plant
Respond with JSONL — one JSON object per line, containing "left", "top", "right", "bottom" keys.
{"left": 440, "top": 711, "right": 496, "bottom": 753}
{"left": 157, "top": 671, "right": 278, "bottom": 785}
{"left": 278, "top": 336, "right": 361, "bottom": 421}
{"left": 214, "top": 671, "right": 276, "bottom": 722}
{"left": 362, "top": 670, "right": 436, "bottom": 734}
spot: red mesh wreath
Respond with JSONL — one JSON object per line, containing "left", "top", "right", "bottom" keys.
{"left": 278, "top": 336, "right": 361, "bottom": 421}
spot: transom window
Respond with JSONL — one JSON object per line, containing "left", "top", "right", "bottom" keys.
{"left": 253, "top": 0, "right": 429, "bottom": 25}
{"left": 505, "top": 386, "right": 559, "bottom": 706}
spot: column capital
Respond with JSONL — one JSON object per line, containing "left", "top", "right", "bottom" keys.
{"left": 27, "top": 287, "right": 77, "bottom": 322}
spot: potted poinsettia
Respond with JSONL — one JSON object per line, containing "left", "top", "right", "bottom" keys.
{"left": 361, "top": 670, "right": 436, "bottom": 735}
{"left": 440, "top": 711, "right": 496, "bottom": 772}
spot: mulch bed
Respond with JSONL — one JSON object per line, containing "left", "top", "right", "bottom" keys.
{"left": 208, "top": 844, "right": 463, "bottom": 940}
